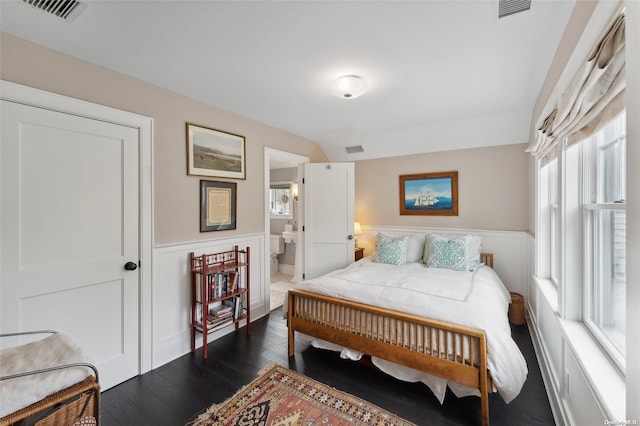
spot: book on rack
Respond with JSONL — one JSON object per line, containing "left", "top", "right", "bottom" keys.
{"left": 203, "top": 273, "right": 222, "bottom": 300}
{"left": 210, "top": 303, "right": 233, "bottom": 319}
{"left": 206, "top": 317, "right": 233, "bottom": 333}
{"left": 228, "top": 271, "right": 238, "bottom": 292}
{"left": 195, "top": 272, "right": 216, "bottom": 302}
{"left": 207, "top": 314, "right": 233, "bottom": 327}
{"left": 202, "top": 272, "right": 240, "bottom": 299}
{"left": 195, "top": 272, "right": 203, "bottom": 302}
{"left": 232, "top": 294, "right": 247, "bottom": 319}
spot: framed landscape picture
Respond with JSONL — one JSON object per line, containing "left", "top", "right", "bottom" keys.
{"left": 399, "top": 171, "right": 458, "bottom": 216}
{"left": 187, "top": 123, "right": 246, "bottom": 179}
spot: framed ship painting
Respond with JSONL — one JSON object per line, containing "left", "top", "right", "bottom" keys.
{"left": 399, "top": 171, "right": 458, "bottom": 216}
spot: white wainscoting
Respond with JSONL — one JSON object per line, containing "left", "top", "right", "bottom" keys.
{"left": 359, "top": 225, "right": 530, "bottom": 296}
{"left": 525, "top": 234, "right": 625, "bottom": 426}
{"left": 152, "top": 233, "right": 266, "bottom": 368}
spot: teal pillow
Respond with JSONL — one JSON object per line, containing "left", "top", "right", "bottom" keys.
{"left": 375, "top": 235, "right": 409, "bottom": 265}
{"left": 377, "top": 232, "right": 425, "bottom": 263}
{"left": 426, "top": 234, "right": 481, "bottom": 271}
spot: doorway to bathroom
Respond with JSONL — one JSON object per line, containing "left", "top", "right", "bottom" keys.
{"left": 264, "top": 148, "right": 308, "bottom": 311}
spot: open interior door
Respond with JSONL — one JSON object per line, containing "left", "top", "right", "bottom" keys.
{"left": 302, "top": 162, "right": 354, "bottom": 280}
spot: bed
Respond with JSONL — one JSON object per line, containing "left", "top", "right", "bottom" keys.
{"left": 0, "top": 331, "right": 100, "bottom": 426}
{"left": 286, "top": 233, "right": 528, "bottom": 426}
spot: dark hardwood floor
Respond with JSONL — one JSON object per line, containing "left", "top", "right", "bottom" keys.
{"left": 101, "top": 308, "right": 554, "bottom": 425}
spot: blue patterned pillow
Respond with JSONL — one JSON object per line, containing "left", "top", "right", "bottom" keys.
{"left": 426, "top": 234, "right": 481, "bottom": 271}
{"left": 377, "top": 232, "right": 425, "bottom": 263}
{"left": 375, "top": 235, "right": 409, "bottom": 265}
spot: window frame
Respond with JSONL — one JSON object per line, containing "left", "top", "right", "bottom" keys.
{"left": 548, "top": 159, "right": 559, "bottom": 286}
{"left": 580, "top": 114, "right": 626, "bottom": 370}
{"left": 537, "top": 112, "right": 626, "bottom": 372}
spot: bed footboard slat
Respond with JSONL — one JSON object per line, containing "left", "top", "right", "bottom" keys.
{"left": 288, "top": 289, "right": 491, "bottom": 426}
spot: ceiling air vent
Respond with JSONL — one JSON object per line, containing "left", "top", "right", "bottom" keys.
{"left": 21, "top": 0, "right": 86, "bottom": 22}
{"left": 345, "top": 145, "right": 364, "bottom": 154}
{"left": 498, "top": 0, "right": 531, "bottom": 18}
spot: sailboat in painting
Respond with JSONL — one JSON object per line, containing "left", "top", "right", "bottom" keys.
{"left": 414, "top": 192, "right": 439, "bottom": 207}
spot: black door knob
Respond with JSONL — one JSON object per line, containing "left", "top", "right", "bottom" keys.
{"left": 124, "top": 261, "right": 138, "bottom": 271}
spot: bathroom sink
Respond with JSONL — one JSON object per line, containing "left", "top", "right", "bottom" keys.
{"left": 282, "top": 231, "right": 297, "bottom": 244}
{"left": 282, "top": 230, "right": 299, "bottom": 282}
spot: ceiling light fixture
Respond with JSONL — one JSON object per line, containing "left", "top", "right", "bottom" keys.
{"left": 329, "top": 75, "right": 368, "bottom": 99}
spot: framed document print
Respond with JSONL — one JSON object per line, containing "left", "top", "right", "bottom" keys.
{"left": 200, "top": 180, "right": 237, "bottom": 232}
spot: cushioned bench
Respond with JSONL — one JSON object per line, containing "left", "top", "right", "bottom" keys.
{"left": 0, "top": 331, "right": 100, "bottom": 426}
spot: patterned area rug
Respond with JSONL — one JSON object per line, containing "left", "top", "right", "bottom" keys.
{"left": 189, "top": 364, "right": 416, "bottom": 426}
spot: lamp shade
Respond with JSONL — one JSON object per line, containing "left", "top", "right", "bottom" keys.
{"left": 354, "top": 221, "right": 362, "bottom": 235}
{"left": 329, "top": 75, "right": 368, "bottom": 99}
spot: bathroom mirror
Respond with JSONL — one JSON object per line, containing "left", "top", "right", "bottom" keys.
{"left": 270, "top": 182, "right": 294, "bottom": 219}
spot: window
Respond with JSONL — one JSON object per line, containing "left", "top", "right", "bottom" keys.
{"left": 538, "top": 111, "right": 626, "bottom": 369}
{"left": 537, "top": 158, "right": 558, "bottom": 285}
{"left": 582, "top": 112, "right": 626, "bottom": 366}
{"left": 270, "top": 183, "right": 294, "bottom": 219}
{"left": 530, "top": 8, "right": 626, "bottom": 377}
{"left": 548, "top": 159, "right": 559, "bottom": 285}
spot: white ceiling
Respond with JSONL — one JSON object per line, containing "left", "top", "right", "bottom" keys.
{"left": 0, "top": 0, "right": 575, "bottom": 162}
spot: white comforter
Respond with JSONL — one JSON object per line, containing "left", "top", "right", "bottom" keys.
{"left": 291, "top": 257, "right": 528, "bottom": 404}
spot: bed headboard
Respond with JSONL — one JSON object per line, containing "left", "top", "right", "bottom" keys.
{"left": 480, "top": 252, "right": 493, "bottom": 269}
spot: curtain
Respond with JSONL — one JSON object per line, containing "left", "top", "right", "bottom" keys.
{"left": 527, "top": 11, "right": 626, "bottom": 162}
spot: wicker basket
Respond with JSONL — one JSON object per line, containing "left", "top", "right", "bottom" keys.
{"left": 509, "top": 292, "right": 526, "bottom": 325}
{"left": 0, "top": 375, "right": 100, "bottom": 426}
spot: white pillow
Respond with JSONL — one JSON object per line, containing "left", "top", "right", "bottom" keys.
{"left": 377, "top": 233, "right": 425, "bottom": 263}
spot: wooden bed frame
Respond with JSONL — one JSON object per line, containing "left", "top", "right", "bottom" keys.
{"left": 287, "top": 253, "right": 494, "bottom": 426}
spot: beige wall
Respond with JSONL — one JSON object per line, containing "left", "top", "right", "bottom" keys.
{"left": 355, "top": 143, "right": 528, "bottom": 231}
{"left": 0, "top": 33, "right": 328, "bottom": 245}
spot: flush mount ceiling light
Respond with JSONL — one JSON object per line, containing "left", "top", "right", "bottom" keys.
{"left": 329, "top": 75, "right": 368, "bottom": 99}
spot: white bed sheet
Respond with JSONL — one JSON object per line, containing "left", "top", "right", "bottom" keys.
{"left": 290, "top": 257, "right": 528, "bottom": 404}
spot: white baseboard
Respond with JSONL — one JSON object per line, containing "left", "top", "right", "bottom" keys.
{"left": 526, "top": 305, "right": 567, "bottom": 426}
{"left": 278, "top": 264, "right": 295, "bottom": 275}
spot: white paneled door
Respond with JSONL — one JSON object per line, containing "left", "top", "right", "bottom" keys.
{"left": 303, "top": 162, "right": 354, "bottom": 280}
{"left": 1, "top": 100, "right": 141, "bottom": 389}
